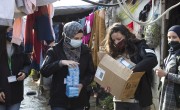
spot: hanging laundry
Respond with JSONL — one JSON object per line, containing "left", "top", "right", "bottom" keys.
{"left": 82, "top": 13, "right": 94, "bottom": 45}
{"left": 24, "top": 6, "right": 54, "bottom": 70}
{"left": 34, "top": 6, "right": 54, "bottom": 42}
{"left": 89, "top": 9, "right": 106, "bottom": 67}
{"left": 11, "top": 17, "right": 24, "bottom": 45}
{"left": 127, "top": 22, "right": 134, "bottom": 31}
{"left": 48, "top": 4, "right": 56, "bottom": 40}
{"left": 78, "top": 17, "right": 86, "bottom": 28}
{"left": 138, "top": 1, "right": 152, "bottom": 22}
{"left": 0, "top": 0, "right": 15, "bottom": 26}
{"left": 16, "top": 0, "right": 36, "bottom": 15}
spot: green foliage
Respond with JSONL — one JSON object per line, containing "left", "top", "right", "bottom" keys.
{"left": 144, "top": 23, "right": 161, "bottom": 48}
{"left": 99, "top": 94, "right": 114, "bottom": 110}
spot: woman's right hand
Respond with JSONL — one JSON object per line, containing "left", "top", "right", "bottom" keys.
{"left": 155, "top": 68, "right": 167, "bottom": 78}
{"left": 0, "top": 92, "right": 5, "bottom": 103}
{"left": 61, "top": 60, "right": 79, "bottom": 67}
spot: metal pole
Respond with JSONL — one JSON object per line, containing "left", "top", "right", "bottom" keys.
{"left": 160, "top": 0, "right": 167, "bottom": 67}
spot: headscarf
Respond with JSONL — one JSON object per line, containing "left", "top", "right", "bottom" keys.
{"left": 63, "top": 21, "right": 83, "bottom": 62}
{"left": 168, "top": 25, "right": 180, "bottom": 53}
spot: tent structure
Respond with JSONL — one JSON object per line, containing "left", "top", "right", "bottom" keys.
{"left": 53, "top": 0, "right": 99, "bottom": 16}
{"left": 53, "top": 0, "right": 99, "bottom": 22}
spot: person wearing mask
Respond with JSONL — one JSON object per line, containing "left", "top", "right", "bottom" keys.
{"left": 40, "top": 21, "right": 95, "bottom": 110}
{"left": 156, "top": 25, "right": 180, "bottom": 110}
{"left": 104, "top": 23, "right": 158, "bottom": 110}
{"left": 0, "top": 26, "right": 31, "bottom": 110}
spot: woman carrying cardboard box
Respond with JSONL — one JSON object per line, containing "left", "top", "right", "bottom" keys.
{"left": 104, "top": 23, "right": 158, "bottom": 110}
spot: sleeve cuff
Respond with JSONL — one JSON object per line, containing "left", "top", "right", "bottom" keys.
{"left": 58, "top": 60, "right": 63, "bottom": 67}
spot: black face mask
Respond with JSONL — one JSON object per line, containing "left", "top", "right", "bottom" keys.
{"left": 168, "top": 41, "right": 180, "bottom": 48}
{"left": 115, "top": 39, "right": 126, "bottom": 50}
{"left": 168, "top": 41, "right": 180, "bottom": 53}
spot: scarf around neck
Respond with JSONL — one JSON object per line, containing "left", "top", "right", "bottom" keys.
{"left": 168, "top": 43, "right": 180, "bottom": 54}
{"left": 63, "top": 41, "right": 81, "bottom": 62}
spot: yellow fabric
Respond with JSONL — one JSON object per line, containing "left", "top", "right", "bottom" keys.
{"left": 89, "top": 9, "right": 106, "bottom": 67}
{"left": 118, "top": 0, "right": 141, "bottom": 21}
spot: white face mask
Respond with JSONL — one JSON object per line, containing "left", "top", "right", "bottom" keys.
{"left": 70, "top": 39, "right": 82, "bottom": 48}
{"left": 63, "top": 32, "right": 82, "bottom": 48}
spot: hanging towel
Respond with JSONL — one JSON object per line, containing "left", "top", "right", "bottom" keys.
{"left": 11, "top": 17, "right": 24, "bottom": 45}
{"left": 16, "top": 0, "right": 36, "bottom": 15}
{"left": 34, "top": 6, "right": 54, "bottom": 42}
{"left": 0, "top": 0, "right": 15, "bottom": 26}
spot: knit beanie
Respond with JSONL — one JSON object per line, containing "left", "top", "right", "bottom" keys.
{"left": 168, "top": 25, "right": 180, "bottom": 37}
{"left": 63, "top": 21, "right": 83, "bottom": 39}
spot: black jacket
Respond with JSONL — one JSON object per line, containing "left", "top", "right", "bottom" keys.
{"left": 0, "top": 44, "right": 31, "bottom": 105}
{"left": 130, "top": 40, "right": 158, "bottom": 107}
{"left": 40, "top": 42, "right": 95, "bottom": 108}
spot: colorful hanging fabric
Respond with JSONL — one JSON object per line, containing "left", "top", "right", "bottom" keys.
{"left": 89, "top": 9, "right": 106, "bottom": 67}
{"left": 24, "top": 6, "right": 54, "bottom": 70}
{"left": 82, "top": 13, "right": 94, "bottom": 45}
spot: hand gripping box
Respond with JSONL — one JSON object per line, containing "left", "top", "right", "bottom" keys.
{"left": 94, "top": 54, "right": 144, "bottom": 100}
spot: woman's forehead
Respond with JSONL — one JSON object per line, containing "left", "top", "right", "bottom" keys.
{"left": 168, "top": 31, "right": 178, "bottom": 37}
{"left": 111, "top": 32, "right": 124, "bottom": 38}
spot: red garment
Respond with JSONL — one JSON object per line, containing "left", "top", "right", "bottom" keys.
{"left": 24, "top": 6, "right": 53, "bottom": 70}
{"left": 127, "top": 22, "right": 134, "bottom": 31}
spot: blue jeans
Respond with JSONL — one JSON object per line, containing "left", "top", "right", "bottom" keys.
{"left": 114, "top": 102, "right": 151, "bottom": 110}
{"left": 0, "top": 103, "right": 21, "bottom": 110}
{"left": 51, "top": 107, "right": 84, "bottom": 110}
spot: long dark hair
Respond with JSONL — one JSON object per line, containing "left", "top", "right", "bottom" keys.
{"left": 0, "top": 26, "right": 8, "bottom": 59}
{"left": 105, "top": 23, "right": 140, "bottom": 58}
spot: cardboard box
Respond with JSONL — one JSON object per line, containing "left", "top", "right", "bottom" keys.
{"left": 97, "top": 51, "right": 106, "bottom": 61}
{"left": 94, "top": 54, "right": 144, "bottom": 100}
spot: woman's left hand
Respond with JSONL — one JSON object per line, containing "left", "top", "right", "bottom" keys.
{"left": 155, "top": 68, "right": 167, "bottom": 78}
{"left": 17, "top": 72, "right": 26, "bottom": 81}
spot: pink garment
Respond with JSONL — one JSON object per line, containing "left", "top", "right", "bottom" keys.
{"left": 82, "top": 13, "right": 94, "bottom": 44}
{"left": 11, "top": 17, "right": 24, "bottom": 45}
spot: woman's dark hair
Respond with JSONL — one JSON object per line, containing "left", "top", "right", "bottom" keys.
{"left": 0, "top": 26, "right": 8, "bottom": 58}
{"left": 105, "top": 23, "right": 141, "bottom": 58}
